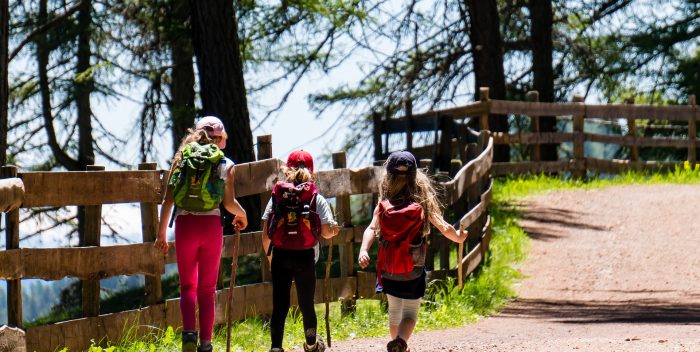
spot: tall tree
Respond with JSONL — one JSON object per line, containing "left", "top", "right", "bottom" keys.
{"left": 529, "top": 0, "right": 557, "bottom": 161}
{"left": 467, "top": 0, "right": 509, "bottom": 161}
{"left": 168, "top": 0, "right": 195, "bottom": 153}
{"left": 189, "top": 0, "right": 254, "bottom": 164}
{"left": 0, "top": 0, "right": 7, "bottom": 165}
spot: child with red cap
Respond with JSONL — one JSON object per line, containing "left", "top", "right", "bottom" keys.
{"left": 261, "top": 150, "right": 339, "bottom": 352}
{"left": 156, "top": 116, "right": 248, "bottom": 352}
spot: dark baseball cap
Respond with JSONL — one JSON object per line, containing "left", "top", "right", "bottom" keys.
{"left": 386, "top": 151, "right": 417, "bottom": 175}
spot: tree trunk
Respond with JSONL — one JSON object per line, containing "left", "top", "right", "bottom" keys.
{"left": 530, "top": 0, "right": 558, "bottom": 161}
{"left": 39, "top": 0, "right": 80, "bottom": 171}
{"left": 189, "top": 0, "right": 259, "bottom": 230}
{"left": 188, "top": 0, "right": 254, "bottom": 163}
{"left": 168, "top": 0, "right": 195, "bottom": 154}
{"left": 0, "top": 0, "right": 8, "bottom": 166}
{"left": 75, "top": 0, "right": 95, "bottom": 169}
{"left": 466, "top": 0, "right": 509, "bottom": 162}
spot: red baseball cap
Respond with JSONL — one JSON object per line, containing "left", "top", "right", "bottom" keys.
{"left": 287, "top": 150, "right": 314, "bottom": 173}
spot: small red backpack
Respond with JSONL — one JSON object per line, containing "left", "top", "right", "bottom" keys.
{"left": 267, "top": 181, "right": 321, "bottom": 251}
{"left": 376, "top": 199, "right": 426, "bottom": 282}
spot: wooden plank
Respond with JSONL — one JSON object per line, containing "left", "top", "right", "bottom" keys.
{"left": 357, "top": 271, "right": 379, "bottom": 299}
{"left": 527, "top": 91, "right": 541, "bottom": 162}
{"left": 491, "top": 160, "right": 573, "bottom": 176}
{"left": 397, "top": 101, "right": 488, "bottom": 122}
{"left": 584, "top": 158, "right": 680, "bottom": 174}
{"left": 440, "top": 136, "right": 493, "bottom": 205}
{"left": 688, "top": 95, "right": 697, "bottom": 165}
{"left": 333, "top": 152, "right": 355, "bottom": 281}
{"left": 490, "top": 99, "right": 585, "bottom": 116}
{"left": 2, "top": 166, "right": 22, "bottom": 328}
{"left": 585, "top": 133, "right": 689, "bottom": 148}
{"left": 585, "top": 104, "right": 694, "bottom": 121}
{"left": 257, "top": 135, "right": 273, "bottom": 283}
{"left": 572, "top": 96, "right": 586, "bottom": 178}
{"left": 82, "top": 165, "right": 104, "bottom": 318}
{"left": 492, "top": 132, "right": 574, "bottom": 145}
{"left": 460, "top": 241, "right": 483, "bottom": 278}
{"left": 0, "top": 325, "right": 26, "bottom": 352}
{"left": 0, "top": 178, "right": 23, "bottom": 212}
{"left": 19, "top": 170, "right": 162, "bottom": 207}
{"left": 139, "top": 162, "right": 162, "bottom": 305}
{"left": 456, "top": 181, "right": 492, "bottom": 230}
{"left": 232, "top": 158, "right": 285, "bottom": 198}
{"left": 0, "top": 243, "right": 165, "bottom": 280}
{"left": 625, "top": 98, "right": 639, "bottom": 162}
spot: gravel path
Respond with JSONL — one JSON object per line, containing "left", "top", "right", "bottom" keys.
{"left": 328, "top": 184, "right": 700, "bottom": 352}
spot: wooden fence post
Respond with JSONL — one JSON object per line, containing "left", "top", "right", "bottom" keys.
{"left": 332, "top": 152, "right": 356, "bottom": 314}
{"left": 81, "top": 165, "right": 104, "bottom": 317}
{"left": 373, "top": 112, "right": 383, "bottom": 161}
{"left": 479, "top": 87, "right": 490, "bottom": 131}
{"left": 257, "top": 135, "right": 273, "bottom": 282}
{"left": 572, "top": 95, "right": 586, "bottom": 178}
{"left": 527, "top": 91, "right": 541, "bottom": 162}
{"left": 405, "top": 100, "right": 413, "bottom": 151}
{"left": 626, "top": 97, "right": 639, "bottom": 163}
{"left": 689, "top": 95, "right": 697, "bottom": 166}
{"left": 139, "top": 162, "right": 162, "bottom": 305}
{"left": 1, "top": 166, "right": 21, "bottom": 327}
{"left": 466, "top": 144, "right": 481, "bottom": 249}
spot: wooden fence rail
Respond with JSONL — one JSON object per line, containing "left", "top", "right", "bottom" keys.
{"left": 0, "top": 132, "right": 493, "bottom": 351}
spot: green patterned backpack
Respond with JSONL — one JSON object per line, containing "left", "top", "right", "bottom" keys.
{"left": 169, "top": 142, "right": 226, "bottom": 213}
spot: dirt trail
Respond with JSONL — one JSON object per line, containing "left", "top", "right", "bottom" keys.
{"left": 328, "top": 184, "right": 700, "bottom": 352}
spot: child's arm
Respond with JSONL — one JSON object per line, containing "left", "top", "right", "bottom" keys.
{"left": 261, "top": 219, "right": 272, "bottom": 265}
{"left": 358, "top": 205, "right": 380, "bottom": 269}
{"left": 429, "top": 213, "right": 466, "bottom": 244}
{"left": 155, "top": 170, "right": 174, "bottom": 255}
{"left": 223, "top": 164, "right": 248, "bottom": 230}
{"left": 317, "top": 195, "right": 340, "bottom": 239}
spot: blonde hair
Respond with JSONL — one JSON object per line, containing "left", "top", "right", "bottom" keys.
{"left": 170, "top": 128, "right": 227, "bottom": 169}
{"left": 283, "top": 166, "right": 313, "bottom": 185}
{"left": 378, "top": 166, "right": 443, "bottom": 236}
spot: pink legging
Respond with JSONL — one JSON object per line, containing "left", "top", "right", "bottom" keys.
{"left": 175, "top": 214, "right": 223, "bottom": 341}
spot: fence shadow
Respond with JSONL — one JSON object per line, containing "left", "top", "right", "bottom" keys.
{"left": 500, "top": 297, "right": 700, "bottom": 324}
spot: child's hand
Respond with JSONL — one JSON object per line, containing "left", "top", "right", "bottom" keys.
{"left": 154, "top": 236, "right": 169, "bottom": 256}
{"left": 358, "top": 250, "right": 371, "bottom": 269}
{"left": 233, "top": 214, "right": 248, "bottom": 230}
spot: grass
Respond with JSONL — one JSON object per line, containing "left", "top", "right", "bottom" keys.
{"left": 69, "top": 163, "right": 700, "bottom": 351}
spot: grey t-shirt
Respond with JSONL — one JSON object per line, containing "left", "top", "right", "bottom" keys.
{"left": 261, "top": 194, "right": 336, "bottom": 225}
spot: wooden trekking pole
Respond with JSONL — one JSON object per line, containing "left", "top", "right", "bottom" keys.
{"left": 225, "top": 227, "right": 241, "bottom": 352}
{"left": 324, "top": 236, "right": 333, "bottom": 347}
{"left": 458, "top": 224, "right": 464, "bottom": 289}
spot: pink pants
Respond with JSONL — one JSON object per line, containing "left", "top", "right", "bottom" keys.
{"left": 175, "top": 214, "right": 223, "bottom": 341}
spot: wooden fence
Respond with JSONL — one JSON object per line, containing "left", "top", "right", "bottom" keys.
{"left": 0, "top": 132, "right": 493, "bottom": 351}
{"left": 373, "top": 88, "right": 698, "bottom": 177}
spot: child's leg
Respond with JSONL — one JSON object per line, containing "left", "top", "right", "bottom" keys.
{"left": 292, "top": 250, "right": 317, "bottom": 346}
{"left": 270, "top": 250, "right": 295, "bottom": 349}
{"left": 196, "top": 216, "right": 224, "bottom": 342}
{"left": 387, "top": 295, "right": 420, "bottom": 341}
{"left": 397, "top": 298, "right": 420, "bottom": 341}
{"left": 175, "top": 215, "right": 202, "bottom": 333}
{"left": 386, "top": 294, "right": 404, "bottom": 339}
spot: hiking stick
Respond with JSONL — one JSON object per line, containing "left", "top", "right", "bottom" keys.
{"left": 225, "top": 228, "right": 241, "bottom": 352}
{"left": 458, "top": 225, "right": 464, "bottom": 289}
{"left": 324, "top": 237, "right": 333, "bottom": 347}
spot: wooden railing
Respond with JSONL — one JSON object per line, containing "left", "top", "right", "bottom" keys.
{"left": 0, "top": 133, "right": 493, "bottom": 351}
{"left": 373, "top": 88, "right": 698, "bottom": 177}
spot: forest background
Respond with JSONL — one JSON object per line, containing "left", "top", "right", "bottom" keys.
{"left": 0, "top": 0, "right": 697, "bottom": 324}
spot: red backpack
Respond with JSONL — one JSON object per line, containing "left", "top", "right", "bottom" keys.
{"left": 267, "top": 181, "right": 321, "bottom": 251}
{"left": 376, "top": 199, "right": 426, "bottom": 282}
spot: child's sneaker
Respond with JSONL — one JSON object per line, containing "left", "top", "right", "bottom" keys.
{"left": 182, "top": 331, "right": 198, "bottom": 352}
{"left": 197, "top": 341, "right": 213, "bottom": 352}
{"left": 303, "top": 338, "right": 326, "bottom": 352}
{"left": 386, "top": 336, "right": 408, "bottom": 352}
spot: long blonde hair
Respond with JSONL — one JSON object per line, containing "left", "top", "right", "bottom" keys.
{"left": 283, "top": 166, "right": 313, "bottom": 185}
{"left": 378, "top": 167, "right": 443, "bottom": 236}
{"left": 170, "top": 128, "right": 226, "bottom": 169}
